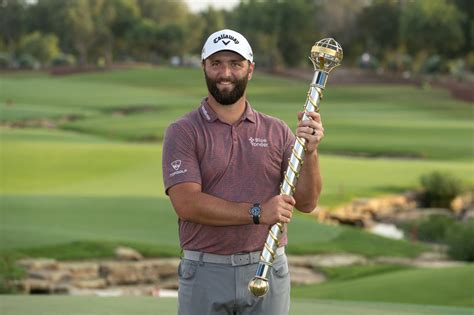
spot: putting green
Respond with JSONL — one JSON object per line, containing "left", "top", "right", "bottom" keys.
{"left": 1, "top": 296, "right": 472, "bottom": 315}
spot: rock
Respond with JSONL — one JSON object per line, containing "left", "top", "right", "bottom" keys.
{"left": 316, "top": 191, "right": 424, "bottom": 227}
{"left": 451, "top": 191, "right": 474, "bottom": 214}
{"left": 59, "top": 262, "right": 100, "bottom": 280}
{"left": 289, "top": 266, "right": 326, "bottom": 285}
{"left": 115, "top": 246, "right": 143, "bottom": 261}
{"left": 17, "top": 258, "right": 58, "bottom": 271}
{"left": 461, "top": 209, "right": 474, "bottom": 221}
{"left": 98, "top": 259, "right": 179, "bottom": 285}
{"left": 308, "top": 254, "right": 368, "bottom": 268}
{"left": 393, "top": 208, "right": 454, "bottom": 222}
{"left": 373, "top": 253, "right": 466, "bottom": 268}
{"left": 21, "top": 278, "right": 53, "bottom": 294}
{"left": 369, "top": 223, "right": 404, "bottom": 239}
{"left": 73, "top": 279, "right": 108, "bottom": 289}
{"left": 100, "top": 261, "right": 150, "bottom": 285}
{"left": 145, "top": 258, "right": 180, "bottom": 277}
{"left": 28, "top": 269, "right": 71, "bottom": 283}
{"left": 372, "top": 256, "right": 412, "bottom": 265}
{"left": 157, "top": 276, "right": 179, "bottom": 290}
{"left": 288, "top": 253, "right": 367, "bottom": 268}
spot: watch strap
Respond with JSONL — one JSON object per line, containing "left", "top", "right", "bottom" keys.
{"left": 252, "top": 203, "right": 261, "bottom": 224}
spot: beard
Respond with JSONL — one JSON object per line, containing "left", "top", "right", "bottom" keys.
{"left": 204, "top": 71, "right": 249, "bottom": 105}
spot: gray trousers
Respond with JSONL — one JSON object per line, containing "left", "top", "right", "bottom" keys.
{"left": 177, "top": 254, "right": 290, "bottom": 315}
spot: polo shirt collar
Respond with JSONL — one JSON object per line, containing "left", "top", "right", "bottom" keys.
{"left": 241, "top": 101, "right": 256, "bottom": 123}
{"left": 200, "top": 98, "right": 256, "bottom": 124}
{"left": 199, "top": 98, "right": 218, "bottom": 122}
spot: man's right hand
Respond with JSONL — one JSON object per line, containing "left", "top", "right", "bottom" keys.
{"left": 260, "top": 195, "right": 295, "bottom": 225}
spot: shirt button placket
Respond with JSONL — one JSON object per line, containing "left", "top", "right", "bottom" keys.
{"left": 232, "top": 126, "right": 237, "bottom": 143}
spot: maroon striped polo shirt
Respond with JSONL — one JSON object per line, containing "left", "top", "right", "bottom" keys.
{"left": 162, "top": 98, "right": 295, "bottom": 254}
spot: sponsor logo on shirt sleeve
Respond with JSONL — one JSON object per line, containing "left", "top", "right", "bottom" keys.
{"left": 169, "top": 159, "right": 188, "bottom": 177}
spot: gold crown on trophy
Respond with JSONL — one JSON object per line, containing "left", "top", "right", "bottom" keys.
{"left": 310, "top": 38, "right": 343, "bottom": 72}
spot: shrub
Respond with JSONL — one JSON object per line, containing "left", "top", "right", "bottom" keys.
{"left": 17, "top": 54, "right": 40, "bottom": 70}
{"left": 17, "top": 31, "right": 60, "bottom": 66}
{"left": 446, "top": 220, "right": 474, "bottom": 262}
{"left": 51, "top": 53, "right": 76, "bottom": 67}
{"left": 0, "top": 52, "right": 13, "bottom": 69}
{"left": 420, "top": 55, "right": 445, "bottom": 74}
{"left": 401, "top": 215, "right": 456, "bottom": 243}
{"left": 0, "top": 255, "right": 26, "bottom": 294}
{"left": 420, "top": 171, "right": 464, "bottom": 209}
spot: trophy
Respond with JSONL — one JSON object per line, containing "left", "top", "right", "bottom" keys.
{"left": 248, "top": 38, "right": 343, "bottom": 297}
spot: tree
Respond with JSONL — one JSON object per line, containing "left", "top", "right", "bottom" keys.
{"left": 17, "top": 31, "right": 60, "bottom": 66}
{"left": 110, "top": 0, "right": 141, "bottom": 60}
{"left": 156, "top": 23, "right": 186, "bottom": 59}
{"left": 136, "top": 0, "right": 188, "bottom": 26}
{"left": 197, "top": 6, "right": 225, "bottom": 55}
{"left": 276, "top": 0, "right": 318, "bottom": 67}
{"left": 64, "top": 0, "right": 95, "bottom": 66}
{"left": 183, "top": 12, "right": 205, "bottom": 56}
{"left": 26, "top": 0, "right": 69, "bottom": 50}
{"left": 125, "top": 18, "right": 159, "bottom": 61}
{"left": 454, "top": 0, "right": 474, "bottom": 55}
{"left": 0, "top": 0, "right": 28, "bottom": 52}
{"left": 356, "top": 0, "right": 401, "bottom": 59}
{"left": 314, "top": 0, "right": 367, "bottom": 64}
{"left": 230, "top": 0, "right": 319, "bottom": 69}
{"left": 400, "top": 0, "right": 465, "bottom": 56}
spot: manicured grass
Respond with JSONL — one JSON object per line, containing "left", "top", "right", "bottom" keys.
{"left": 320, "top": 264, "right": 413, "bottom": 281}
{"left": 1, "top": 129, "right": 163, "bottom": 197}
{"left": 2, "top": 128, "right": 472, "bottom": 205}
{"left": 0, "top": 194, "right": 426, "bottom": 257}
{"left": 292, "top": 265, "right": 474, "bottom": 307}
{"left": 0, "top": 195, "right": 175, "bottom": 251}
{"left": 2, "top": 68, "right": 473, "bottom": 160}
{"left": 1, "top": 296, "right": 473, "bottom": 315}
{"left": 1, "top": 68, "right": 473, "bottom": 308}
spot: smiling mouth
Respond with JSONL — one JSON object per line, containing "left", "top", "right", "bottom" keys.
{"left": 217, "top": 81, "right": 234, "bottom": 89}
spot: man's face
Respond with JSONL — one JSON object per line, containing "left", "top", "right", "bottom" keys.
{"left": 203, "top": 51, "right": 254, "bottom": 105}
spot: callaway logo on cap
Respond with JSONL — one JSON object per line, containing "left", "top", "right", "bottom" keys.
{"left": 201, "top": 29, "right": 254, "bottom": 63}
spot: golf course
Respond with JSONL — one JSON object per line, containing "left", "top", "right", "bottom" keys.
{"left": 1, "top": 66, "right": 473, "bottom": 314}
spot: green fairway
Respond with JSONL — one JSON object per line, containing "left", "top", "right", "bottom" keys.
{"left": 0, "top": 193, "right": 425, "bottom": 258}
{"left": 1, "top": 128, "right": 472, "bottom": 205}
{"left": 2, "top": 68, "right": 473, "bottom": 160}
{"left": 1, "top": 296, "right": 473, "bottom": 315}
{"left": 292, "top": 265, "right": 474, "bottom": 307}
{"left": 1, "top": 68, "right": 473, "bottom": 308}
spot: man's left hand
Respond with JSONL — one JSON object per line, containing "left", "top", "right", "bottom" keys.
{"left": 296, "top": 111, "right": 324, "bottom": 154}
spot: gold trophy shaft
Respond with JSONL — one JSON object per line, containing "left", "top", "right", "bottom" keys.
{"left": 249, "top": 38, "right": 342, "bottom": 298}
{"left": 248, "top": 72, "right": 323, "bottom": 297}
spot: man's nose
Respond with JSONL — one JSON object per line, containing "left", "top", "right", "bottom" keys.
{"left": 220, "top": 63, "right": 232, "bottom": 77}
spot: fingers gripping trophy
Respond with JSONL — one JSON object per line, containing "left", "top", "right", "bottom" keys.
{"left": 248, "top": 38, "right": 343, "bottom": 297}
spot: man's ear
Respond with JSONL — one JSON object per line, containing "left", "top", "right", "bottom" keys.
{"left": 248, "top": 62, "right": 255, "bottom": 80}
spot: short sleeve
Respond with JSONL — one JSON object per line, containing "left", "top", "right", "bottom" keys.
{"left": 162, "top": 122, "right": 202, "bottom": 195}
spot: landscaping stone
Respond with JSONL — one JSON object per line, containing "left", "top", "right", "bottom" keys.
{"left": 289, "top": 266, "right": 326, "bottom": 285}
{"left": 17, "top": 258, "right": 59, "bottom": 271}
{"left": 115, "top": 246, "right": 143, "bottom": 261}
{"left": 59, "top": 262, "right": 100, "bottom": 280}
{"left": 289, "top": 254, "right": 368, "bottom": 268}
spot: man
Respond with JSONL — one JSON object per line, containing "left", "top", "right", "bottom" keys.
{"left": 162, "top": 29, "right": 323, "bottom": 315}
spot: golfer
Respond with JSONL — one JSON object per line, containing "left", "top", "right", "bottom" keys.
{"left": 162, "top": 29, "right": 323, "bottom": 315}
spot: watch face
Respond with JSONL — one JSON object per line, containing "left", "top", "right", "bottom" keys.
{"left": 250, "top": 206, "right": 261, "bottom": 216}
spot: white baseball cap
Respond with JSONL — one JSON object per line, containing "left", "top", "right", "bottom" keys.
{"left": 201, "top": 29, "right": 254, "bottom": 63}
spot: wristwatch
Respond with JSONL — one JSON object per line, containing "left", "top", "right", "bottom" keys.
{"left": 249, "top": 203, "right": 261, "bottom": 224}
